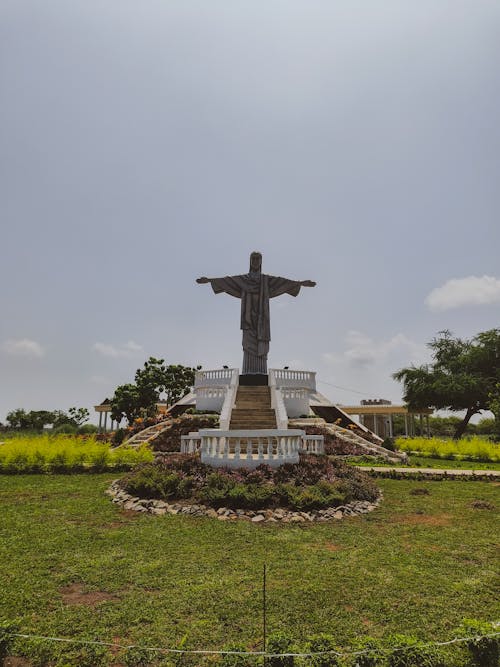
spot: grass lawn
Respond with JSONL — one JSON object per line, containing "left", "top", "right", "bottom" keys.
{"left": 351, "top": 455, "right": 500, "bottom": 470}
{"left": 0, "top": 474, "right": 498, "bottom": 662}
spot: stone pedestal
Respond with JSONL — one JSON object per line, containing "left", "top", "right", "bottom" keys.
{"left": 239, "top": 374, "right": 268, "bottom": 386}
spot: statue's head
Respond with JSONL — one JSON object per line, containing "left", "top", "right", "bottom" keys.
{"left": 249, "top": 251, "right": 262, "bottom": 273}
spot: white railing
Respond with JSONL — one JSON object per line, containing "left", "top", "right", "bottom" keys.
{"left": 195, "top": 386, "right": 227, "bottom": 412}
{"left": 219, "top": 368, "right": 239, "bottom": 430}
{"left": 194, "top": 368, "right": 236, "bottom": 388}
{"left": 199, "top": 429, "right": 304, "bottom": 469}
{"left": 180, "top": 432, "right": 201, "bottom": 454}
{"left": 301, "top": 435, "right": 324, "bottom": 455}
{"left": 269, "top": 370, "right": 289, "bottom": 429}
{"left": 270, "top": 369, "right": 316, "bottom": 392}
{"left": 280, "top": 387, "right": 310, "bottom": 418}
{"left": 195, "top": 386, "right": 226, "bottom": 400}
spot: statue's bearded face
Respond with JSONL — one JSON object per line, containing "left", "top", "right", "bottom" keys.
{"left": 249, "top": 252, "right": 262, "bottom": 273}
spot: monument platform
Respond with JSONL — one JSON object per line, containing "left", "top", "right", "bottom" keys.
{"left": 239, "top": 374, "right": 268, "bottom": 386}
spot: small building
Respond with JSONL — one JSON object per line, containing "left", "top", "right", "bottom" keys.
{"left": 340, "top": 399, "right": 432, "bottom": 438}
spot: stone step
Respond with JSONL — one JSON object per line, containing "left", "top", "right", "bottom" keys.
{"left": 230, "top": 425, "right": 277, "bottom": 429}
{"left": 229, "top": 385, "right": 276, "bottom": 429}
{"left": 232, "top": 408, "right": 275, "bottom": 413}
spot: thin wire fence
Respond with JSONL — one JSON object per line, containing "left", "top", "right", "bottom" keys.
{"left": 7, "top": 629, "right": 500, "bottom": 659}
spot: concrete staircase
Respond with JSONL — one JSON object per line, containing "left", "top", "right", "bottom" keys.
{"left": 229, "top": 386, "right": 277, "bottom": 430}
{"left": 124, "top": 420, "right": 172, "bottom": 448}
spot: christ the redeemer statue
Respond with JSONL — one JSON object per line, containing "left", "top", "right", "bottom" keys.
{"left": 197, "top": 251, "right": 316, "bottom": 375}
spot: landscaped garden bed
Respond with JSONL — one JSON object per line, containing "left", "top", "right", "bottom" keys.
{"left": 395, "top": 436, "right": 499, "bottom": 462}
{"left": 117, "top": 453, "right": 380, "bottom": 513}
{"left": 151, "top": 413, "right": 219, "bottom": 451}
{"left": 0, "top": 435, "right": 152, "bottom": 473}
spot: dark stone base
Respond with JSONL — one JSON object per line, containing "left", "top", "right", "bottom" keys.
{"left": 239, "top": 374, "right": 268, "bottom": 386}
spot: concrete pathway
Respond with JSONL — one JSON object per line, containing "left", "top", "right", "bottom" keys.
{"left": 364, "top": 466, "right": 500, "bottom": 477}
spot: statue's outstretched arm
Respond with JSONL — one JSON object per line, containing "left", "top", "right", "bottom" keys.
{"left": 196, "top": 277, "right": 210, "bottom": 284}
{"left": 300, "top": 280, "right": 316, "bottom": 287}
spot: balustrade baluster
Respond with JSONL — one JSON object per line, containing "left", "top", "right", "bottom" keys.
{"left": 234, "top": 439, "right": 240, "bottom": 460}
{"left": 258, "top": 440, "right": 263, "bottom": 460}
{"left": 246, "top": 439, "right": 252, "bottom": 460}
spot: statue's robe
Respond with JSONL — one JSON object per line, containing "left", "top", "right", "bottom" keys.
{"left": 208, "top": 272, "right": 302, "bottom": 374}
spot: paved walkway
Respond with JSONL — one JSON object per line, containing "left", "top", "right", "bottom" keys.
{"left": 365, "top": 466, "right": 500, "bottom": 477}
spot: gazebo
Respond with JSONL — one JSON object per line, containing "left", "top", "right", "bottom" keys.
{"left": 339, "top": 399, "right": 433, "bottom": 438}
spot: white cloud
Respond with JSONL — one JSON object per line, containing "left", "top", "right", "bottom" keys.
{"left": 92, "top": 340, "right": 144, "bottom": 358}
{"left": 324, "top": 331, "right": 427, "bottom": 369}
{"left": 425, "top": 275, "right": 500, "bottom": 311}
{"left": 2, "top": 338, "right": 45, "bottom": 358}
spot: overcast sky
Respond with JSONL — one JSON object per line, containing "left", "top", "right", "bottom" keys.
{"left": 1, "top": 0, "right": 499, "bottom": 423}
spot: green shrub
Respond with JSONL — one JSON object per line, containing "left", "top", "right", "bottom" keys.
{"left": 305, "top": 634, "right": 339, "bottom": 666}
{"left": 395, "top": 437, "right": 499, "bottom": 462}
{"left": 0, "top": 435, "right": 153, "bottom": 474}
{"left": 48, "top": 449, "right": 71, "bottom": 473}
{"left": 78, "top": 424, "right": 98, "bottom": 435}
{"left": 123, "top": 645, "right": 154, "bottom": 666}
{"left": 458, "top": 619, "right": 499, "bottom": 667}
{"left": 19, "top": 637, "right": 61, "bottom": 667}
{"left": 72, "top": 641, "right": 110, "bottom": 667}
{"left": 113, "top": 428, "right": 128, "bottom": 445}
{"left": 352, "top": 637, "right": 385, "bottom": 667}
{"left": 119, "top": 453, "right": 379, "bottom": 511}
{"left": 267, "top": 633, "right": 295, "bottom": 667}
{"left": 52, "top": 424, "right": 78, "bottom": 435}
{"left": 197, "top": 473, "right": 237, "bottom": 507}
{"left": 277, "top": 482, "right": 344, "bottom": 511}
{"left": 386, "top": 635, "right": 446, "bottom": 667}
{"left": 0, "top": 621, "right": 17, "bottom": 662}
{"left": 382, "top": 437, "right": 395, "bottom": 452}
{"left": 219, "top": 645, "right": 259, "bottom": 666}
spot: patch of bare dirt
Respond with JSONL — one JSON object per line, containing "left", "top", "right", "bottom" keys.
{"left": 4, "top": 658, "right": 32, "bottom": 667}
{"left": 392, "top": 513, "right": 452, "bottom": 526}
{"left": 60, "top": 583, "right": 118, "bottom": 606}
{"left": 324, "top": 542, "right": 343, "bottom": 552}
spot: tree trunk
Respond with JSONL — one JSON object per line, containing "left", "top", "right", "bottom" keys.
{"left": 453, "top": 407, "right": 477, "bottom": 440}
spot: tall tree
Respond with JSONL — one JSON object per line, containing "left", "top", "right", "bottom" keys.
{"left": 110, "top": 358, "right": 199, "bottom": 426}
{"left": 110, "top": 384, "right": 142, "bottom": 425}
{"left": 393, "top": 329, "right": 500, "bottom": 439}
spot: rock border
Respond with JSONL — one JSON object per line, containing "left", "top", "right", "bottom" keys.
{"left": 106, "top": 481, "right": 382, "bottom": 523}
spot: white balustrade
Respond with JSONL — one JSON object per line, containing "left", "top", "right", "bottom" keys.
{"left": 301, "top": 435, "right": 325, "bottom": 455}
{"left": 270, "top": 369, "right": 316, "bottom": 392}
{"left": 194, "top": 368, "right": 238, "bottom": 413}
{"left": 194, "top": 368, "right": 236, "bottom": 388}
{"left": 269, "top": 371, "right": 289, "bottom": 429}
{"left": 199, "top": 429, "right": 304, "bottom": 469}
{"left": 180, "top": 433, "right": 201, "bottom": 454}
{"left": 219, "top": 368, "right": 239, "bottom": 429}
{"left": 194, "top": 386, "right": 227, "bottom": 412}
{"left": 280, "top": 387, "right": 310, "bottom": 418}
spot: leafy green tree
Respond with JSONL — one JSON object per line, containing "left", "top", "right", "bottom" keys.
{"left": 110, "top": 358, "right": 199, "bottom": 426}
{"left": 6, "top": 408, "right": 31, "bottom": 429}
{"left": 487, "top": 383, "right": 500, "bottom": 439}
{"left": 6, "top": 409, "right": 56, "bottom": 430}
{"left": 394, "top": 329, "right": 500, "bottom": 440}
{"left": 110, "top": 384, "right": 143, "bottom": 425}
{"left": 5, "top": 407, "right": 89, "bottom": 431}
{"left": 135, "top": 358, "right": 198, "bottom": 406}
{"left": 67, "top": 407, "right": 90, "bottom": 427}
